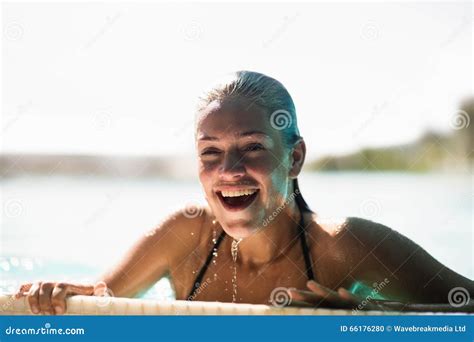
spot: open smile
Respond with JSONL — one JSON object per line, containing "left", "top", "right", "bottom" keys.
{"left": 216, "top": 189, "right": 259, "bottom": 212}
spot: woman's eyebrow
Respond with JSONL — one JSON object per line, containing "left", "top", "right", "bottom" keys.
{"left": 238, "top": 130, "right": 270, "bottom": 138}
{"left": 198, "top": 135, "right": 219, "bottom": 142}
{"left": 198, "top": 130, "right": 271, "bottom": 141}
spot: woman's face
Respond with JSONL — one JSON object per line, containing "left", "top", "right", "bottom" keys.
{"left": 196, "top": 100, "right": 297, "bottom": 239}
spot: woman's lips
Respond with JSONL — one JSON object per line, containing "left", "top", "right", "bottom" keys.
{"left": 216, "top": 189, "right": 259, "bottom": 212}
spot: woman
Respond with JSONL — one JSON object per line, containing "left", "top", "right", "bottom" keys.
{"left": 16, "top": 71, "right": 473, "bottom": 315}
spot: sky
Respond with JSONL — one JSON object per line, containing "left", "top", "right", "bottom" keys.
{"left": 2, "top": 2, "right": 472, "bottom": 160}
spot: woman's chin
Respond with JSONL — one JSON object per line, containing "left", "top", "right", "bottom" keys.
{"left": 221, "top": 223, "right": 260, "bottom": 240}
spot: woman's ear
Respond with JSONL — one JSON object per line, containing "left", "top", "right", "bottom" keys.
{"left": 289, "top": 138, "right": 306, "bottom": 179}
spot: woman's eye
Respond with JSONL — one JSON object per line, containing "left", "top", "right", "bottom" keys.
{"left": 243, "top": 144, "right": 265, "bottom": 152}
{"left": 200, "top": 149, "right": 221, "bottom": 156}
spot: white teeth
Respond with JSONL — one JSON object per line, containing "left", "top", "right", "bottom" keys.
{"left": 220, "top": 189, "right": 257, "bottom": 197}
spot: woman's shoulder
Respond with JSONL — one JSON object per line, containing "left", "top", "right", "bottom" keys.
{"left": 306, "top": 216, "right": 404, "bottom": 281}
{"left": 143, "top": 205, "right": 212, "bottom": 248}
{"left": 307, "top": 215, "right": 401, "bottom": 255}
{"left": 308, "top": 215, "right": 394, "bottom": 239}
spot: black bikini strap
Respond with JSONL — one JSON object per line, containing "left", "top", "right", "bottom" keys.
{"left": 298, "top": 214, "right": 315, "bottom": 281}
{"left": 187, "top": 230, "right": 226, "bottom": 300}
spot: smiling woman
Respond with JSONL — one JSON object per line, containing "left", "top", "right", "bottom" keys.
{"left": 14, "top": 71, "right": 474, "bottom": 315}
{"left": 195, "top": 71, "right": 310, "bottom": 240}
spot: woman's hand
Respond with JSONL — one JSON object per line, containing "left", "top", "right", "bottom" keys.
{"left": 288, "top": 280, "right": 381, "bottom": 311}
{"left": 14, "top": 281, "right": 109, "bottom": 315}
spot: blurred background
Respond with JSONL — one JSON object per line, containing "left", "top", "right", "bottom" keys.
{"left": 1, "top": 1, "right": 472, "bottom": 299}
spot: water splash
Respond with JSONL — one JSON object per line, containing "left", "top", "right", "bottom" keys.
{"left": 212, "top": 228, "right": 218, "bottom": 268}
{"left": 231, "top": 238, "right": 242, "bottom": 303}
{"left": 211, "top": 223, "right": 219, "bottom": 279}
{"left": 212, "top": 228, "right": 217, "bottom": 244}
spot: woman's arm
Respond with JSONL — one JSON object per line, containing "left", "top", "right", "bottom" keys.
{"left": 16, "top": 209, "right": 204, "bottom": 315}
{"left": 98, "top": 209, "right": 204, "bottom": 298}
{"left": 289, "top": 218, "right": 472, "bottom": 312}
{"left": 345, "top": 217, "right": 474, "bottom": 305}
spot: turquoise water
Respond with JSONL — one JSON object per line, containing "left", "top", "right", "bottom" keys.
{"left": 1, "top": 172, "right": 472, "bottom": 299}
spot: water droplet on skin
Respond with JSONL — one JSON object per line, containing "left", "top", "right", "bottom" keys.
{"left": 231, "top": 238, "right": 242, "bottom": 303}
{"left": 231, "top": 239, "right": 241, "bottom": 263}
{"left": 212, "top": 246, "right": 218, "bottom": 265}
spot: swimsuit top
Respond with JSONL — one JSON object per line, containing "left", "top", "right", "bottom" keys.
{"left": 187, "top": 213, "right": 315, "bottom": 300}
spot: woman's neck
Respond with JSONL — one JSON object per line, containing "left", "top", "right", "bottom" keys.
{"left": 234, "top": 203, "right": 303, "bottom": 266}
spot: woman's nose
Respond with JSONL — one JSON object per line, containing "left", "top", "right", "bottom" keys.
{"left": 219, "top": 151, "right": 246, "bottom": 180}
